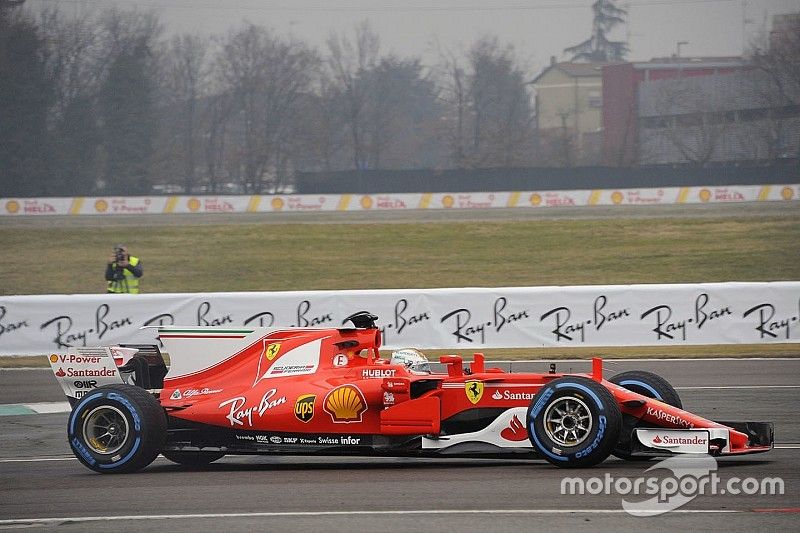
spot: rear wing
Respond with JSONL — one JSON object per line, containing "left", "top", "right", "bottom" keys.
{"left": 48, "top": 345, "right": 167, "bottom": 405}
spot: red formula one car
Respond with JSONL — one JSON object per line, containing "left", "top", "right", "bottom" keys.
{"left": 49, "top": 312, "right": 773, "bottom": 473}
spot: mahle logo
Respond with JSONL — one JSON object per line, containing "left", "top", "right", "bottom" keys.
{"left": 294, "top": 394, "right": 316, "bottom": 423}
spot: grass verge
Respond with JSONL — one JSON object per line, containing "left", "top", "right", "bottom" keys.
{"left": 1, "top": 215, "right": 798, "bottom": 294}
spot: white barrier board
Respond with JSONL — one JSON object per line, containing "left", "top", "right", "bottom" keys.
{"left": 2, "top": 184, "right": 798, "bottom": 216}
{"left": 0, "top": 283, "right": 797, "bottom": 355}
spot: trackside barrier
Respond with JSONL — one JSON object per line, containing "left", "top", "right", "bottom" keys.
{"left": 1, "top": 184, "right": 798, "bottom": 216}
{"left": 0, "top": 283, "right": 798, "bottom": 355}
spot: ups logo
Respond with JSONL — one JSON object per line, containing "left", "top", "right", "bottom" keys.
{"left": 294, "top": 394, "right": 316, "bottom": 423}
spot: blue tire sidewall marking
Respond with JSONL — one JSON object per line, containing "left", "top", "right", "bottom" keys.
{"left": 554, "top": 381, "right": 604, "bottom": 411}
{"left": 98, "top": 436, "right": 142, "bottom": 469}
{"left": 529, "top": 429, "right": 568, "bottom": 461}
{"left": 618, "top": 379, "right": 663, "bottom": 400}
{"left": 69, "top": 389, "right": 143, "bottom": 468}
{"left": 529, "top": 380, "right": 606, "bottom": 461}
{"left": 68, "top": 392, "right": 104, "bottom": 436}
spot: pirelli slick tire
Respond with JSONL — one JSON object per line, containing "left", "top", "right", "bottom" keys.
{"left": 527, "top": 377, "right": 622, "bottom": 468}
{"left": 610, "top": 370, "right": 682, "bottom": 461}
{"left": 161, "top": 450, "right": 225, "bottom": 466}
{"left": 67, "top": 384, "right": 167, "bottom": 474}
{"left": 610, "top": 370, "right": 682, "bottom": 409}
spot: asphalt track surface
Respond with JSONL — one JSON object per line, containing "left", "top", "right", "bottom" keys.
{"left": 0, "top": 201, "right": 797, "bottom": 227}
{"left": 1, "top": 358, "right": 798, "bottom": 531}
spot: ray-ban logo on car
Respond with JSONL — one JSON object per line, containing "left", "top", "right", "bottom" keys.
{"left": 219, "top": 389, "right": 286, "bottom": 427}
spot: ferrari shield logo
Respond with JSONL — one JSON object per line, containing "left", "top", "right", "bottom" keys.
{"left": 264, "top": 342, "right": 281, "bottom": 361}
{"left": 254, "top": 341, "right": 282, "bottom": 386}
{"left": 465, "top": 381, "right": 484, "bottom": 404}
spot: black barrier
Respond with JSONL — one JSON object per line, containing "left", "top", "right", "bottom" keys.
{"left": 295, "top": 161, "right": 800, "bottom": 194}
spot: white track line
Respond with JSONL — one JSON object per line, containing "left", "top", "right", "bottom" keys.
{"left": 2, "top": 446, "right": 798, "bottom": 464}
{"left": 0, "top": 509, "right": 750, "bottom": 526}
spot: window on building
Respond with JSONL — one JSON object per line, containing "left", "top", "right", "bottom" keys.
{"left": 587, "top": 90, "right": 602, "bottom": 108}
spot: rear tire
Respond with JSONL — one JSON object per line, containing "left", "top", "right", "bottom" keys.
{"left": 610, "top": 370, "right": 682, "bottom": 461}
{"left": 161, "top": 450, "right": 225, "bottom": 466}
{"left": 67, "top": 384, "right": 166, "bottom": 473}
{"left": 526, "top": 377, "right": 621, "bottom": 468}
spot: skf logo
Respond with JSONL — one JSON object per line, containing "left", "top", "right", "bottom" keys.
{"left": 465, "top": 381, "right": 484, "bottom": 404}
{"left": 263, "top": 342, "right": 281, "bottom": 361}
{"left": 295, "top": 394, "right": 316, "bottom": 423}
{"left": 324, "top": 384, "right": 367, "bottom": 423}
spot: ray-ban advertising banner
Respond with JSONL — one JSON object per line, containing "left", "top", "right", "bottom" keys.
{"left": 0, "top": 282, "right": 798, "bottom": 355}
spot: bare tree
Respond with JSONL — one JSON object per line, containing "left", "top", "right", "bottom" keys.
{"left": 466, "top": 37, "right": 535, "bottom": 167}
{"left": 433, "top": 44, "right": 468, "bottom": 167}
{"left": 326, "top": 21, "right": 380, "bottom": 170}
{"left": 216, "top": 23, "right": 318, "bottom": 192}
{"left": 640, "top": 80, "right": 727, "bottom": 166}
{"left": 163, "top": 33, "right": 209, "bottom": 193}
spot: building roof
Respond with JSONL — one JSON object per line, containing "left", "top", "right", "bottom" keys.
{"left": 632, "top": 56, "right": 748, "bottom": 70}
{"left": 530, "top": 61, "right": 612, "bottom": 85}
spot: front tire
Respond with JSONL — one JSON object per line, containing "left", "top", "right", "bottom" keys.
{"left": 68, "top": 384, "right": 166, "bottom": 473}
{"left": 527, "top": 377, "right": 621, "bottom": 468}
{"left": 610, "top": 370, "right": 682, "bottom": 461}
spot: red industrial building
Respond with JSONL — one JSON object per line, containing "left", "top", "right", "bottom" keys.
{"left": 602, "top": 58, "right": 749, "bottom": 166}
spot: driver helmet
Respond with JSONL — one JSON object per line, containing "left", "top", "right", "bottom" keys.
{"left": 390, "top": 348, "right": 431, "bottom": 374}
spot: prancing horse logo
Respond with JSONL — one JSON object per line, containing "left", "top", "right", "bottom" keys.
{"left": 465, "top": 381, "right": 484, "bottom": 404}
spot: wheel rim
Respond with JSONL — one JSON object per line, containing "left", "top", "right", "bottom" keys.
{"left": 82, "top": 405, "right": 130, "bottom": 455}
{"left": 542, "top": 396, "right": 593, "bottom": 447}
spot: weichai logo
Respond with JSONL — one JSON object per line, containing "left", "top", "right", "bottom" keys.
{"left": 294, "top": 394, "right": 316, "bottom": 423}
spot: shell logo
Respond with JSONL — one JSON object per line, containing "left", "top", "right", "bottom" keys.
{"left": 360, "top": 196, "right": 373, "bottom": 209}
{"left": 529, "top": 193, "right": 542, "bottom": 206}
{"left": 441, "top": 195, "right": 454, "bottom": 208}
{"left": 271, "top": 197, "right": 284, "bottom": 210}
{"left": 781, "top": 187, "right": 794, "bottom": 201}
{"left": 698, "top": 189, "right": 711, "bottom": 202}
{"left": 5, "top": 200, "right": 19, "bottom": 214}
{"left": 94, "top": 199, "right": 108, "bottom": 212}
{"left": 611, "top": 191, "right": 624, "bottom": 205}
{"left": 187, "top": 198, "right": 201, "bottom": 212}
{"left": 49, "top": 354, "right": 58, "bottom": 363}
{"left": 323, "top": 384, "right": 367, "bottom": 423}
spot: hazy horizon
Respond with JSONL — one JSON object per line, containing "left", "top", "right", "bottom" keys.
{"left": 27, "top": 0, "right": 800, "bottom": 71}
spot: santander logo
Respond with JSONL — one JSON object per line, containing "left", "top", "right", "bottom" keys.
{"left": 492, "top": 391, "right": 502, "bottom": 400}
{"left": 500, "top": 414, "right": 528, "bottom": 442}
{"left": 55, "top": 367, "right": 66, "bottom": 377}
{"left": 652, "top": 435, "right": 663, "bottom": 444}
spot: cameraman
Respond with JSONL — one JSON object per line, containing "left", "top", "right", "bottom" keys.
{"left": 106, "top": 244, "right": 143, "bottom": 294}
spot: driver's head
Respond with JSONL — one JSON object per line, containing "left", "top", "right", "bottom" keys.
{"left": 390, "top": 348, "right": 431, "bottom": 374}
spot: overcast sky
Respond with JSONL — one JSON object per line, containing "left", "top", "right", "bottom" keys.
{"left": 33, "top": 0, "right": 800, "bottom": 70}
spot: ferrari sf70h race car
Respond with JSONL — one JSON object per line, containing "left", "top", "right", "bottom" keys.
{"left": 49, "top": 312, "right": 773, "bottom": 473}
